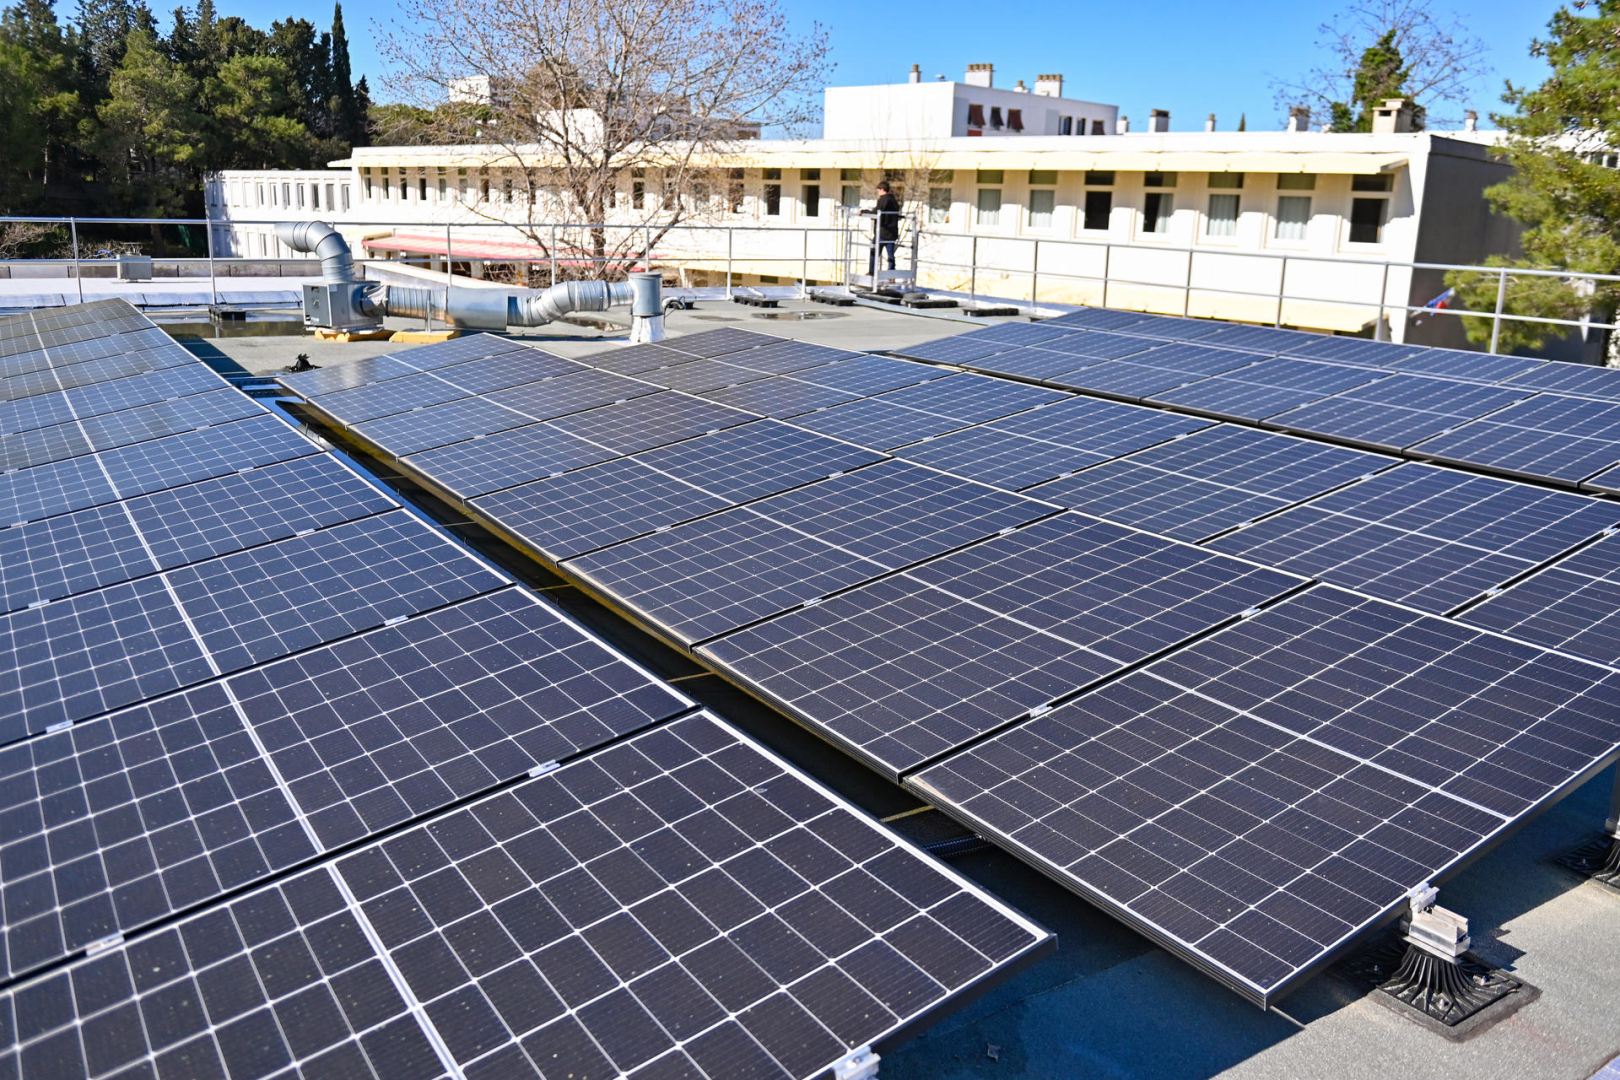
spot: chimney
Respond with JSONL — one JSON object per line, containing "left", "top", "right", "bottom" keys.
{"left": 1371, "top": 98, "right": 1414, "bottom": 133}
{"left": 1013, "top": 79, "right": 1029, "bottom": 93}
{"left": 1034, "top": 74, "right": 1063, "bottom": 98}
{"left": 1117, "top": 115, "right": 1130, "bottom": 134}
{"left": 1149, "top": 109, "right": 1170, "bottom": 133}
{"left": 965, "top": 63, "right": 993, "bottom": 88}
{"left": 1464, "top": 110, "right": 1478, "bottom": 132}
{"left": 1205, "top": 113, "right": 1216, "bottom": 132}
{"left": 908, "top": 64, "right": 921, "bottom": 84}
{"left": 1287, "top": 106, "right": 1311, "bottom": 132}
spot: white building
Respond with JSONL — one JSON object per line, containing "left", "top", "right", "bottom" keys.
{"left": 203, "top": 69, "right": 1525, "bottom": 349}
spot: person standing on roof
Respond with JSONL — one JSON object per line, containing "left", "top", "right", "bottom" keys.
{"left": 864, "top": 181, "right": 902, "bottom": 275}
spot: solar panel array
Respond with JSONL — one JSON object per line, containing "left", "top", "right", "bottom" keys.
{"left": 892, "top": 310, "right": 1620, "bottom": 491}
{"left": 0, "top": 304, "right": 1056, "bottom": 1077}
{"left": 281, "top": 317, "right": 1620, "bottom": 1007}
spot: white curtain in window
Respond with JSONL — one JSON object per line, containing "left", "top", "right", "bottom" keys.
{"left": 1275, "top": 196, "right": 1311, "bottom": 240}
{"left": 1206, "top": 193, "right": 1239, "bottom": 237}
{"left": 1027, "top": 190, "right": 1055, "bottom": 228}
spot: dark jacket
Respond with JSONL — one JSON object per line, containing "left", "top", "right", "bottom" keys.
{"left": 873, "top": 192, "right": 902, "bottom": 240}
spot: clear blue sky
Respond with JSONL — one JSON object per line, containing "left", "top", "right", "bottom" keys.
{"left": 156, "top": 0, "right": 1564, "bottom": 130}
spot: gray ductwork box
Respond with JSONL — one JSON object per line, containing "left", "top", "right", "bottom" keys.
{"left": 116, "top": 255, "right": 153, "bottom": 281}
{"left": 301, "top": 282, "right": 379, "bottom": 332}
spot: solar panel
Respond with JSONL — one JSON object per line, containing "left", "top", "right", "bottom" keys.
{"left": 629, "top": 420, "right": 887, "bottom": 503}
{"left": 382, "top": 332, "right": 535, "bottom": 370}
{"left": 228, "top": 587, "right": 691, "bottom": 848}
{"left": 788, "top": 355, "right": 944, "bottom": 397}
{"left": 277, "top": 355, "right": 421, "bottom": 398}
{"left": 64, "top": 365, "right": 227, "bottom": 424}
{"left": 636, "top": 357, "right": 772, "bottom": 395}
{"left": 0, "top": 710, "right": 1050, "bottom": 1080}
{"left": 1148, "top": 358, "right": 1389, "bottom": 422}
{"left": 1459, "top": 532, "right": 1620, "bottom": 666}
{"left": 1385, "top": 348, "right": 1541, "bottom": 384}
{"left": 574, "top": 341, "right": 694, "bottom": 375}
{"left": 910, "top": 585, "right": 1620, "bottom": 1005}
{"left": 1409, "top": 394, "right": 1620, "bottom": 486}
{"left": 0, "top": 454, "right": 115, "bottom": 526}
{"left": 788, "top": 398, "right": 981, "bottom": 452}
{"left": 565, "top": 511, "right": 885, "bottom": 645}
{"left": 1047, "top": 359, "right": 1224, "bottom": 403}
{"left": 743, "top": 459, "right": 1050, "bottom": 569}
{"left": 475, "top": 458, "right": 736, "bottom": 561}
{"left": 1266, "top": 374, "right": 1533, "bottom": 452}
{"left": 1587, "top": 463, "right": 1620, "bottom": 496}
{"left": 403, "top": 423, "right": 619, "bottom": 500}
{"left": 308, "top": 372, "right": 472, "bottom": 425}
{"left": 1042, "top": 308, "right": 1154, "bottom": 331}
{"left": 0, "top": 387, "right": 76, "bottom": 434}
{"left": 75, "top": 389, "right": 266, "bottom": 455}
{"left": 1194, "top": 325, "right": 1317, "bottom": 354}
{"left": 0, "top": 502, "right": 152, "bottom": 615}
{"left": 889, "top": 332, "right": 1022, "bottom": 366}
{"left": 968, "top": 322, "right": 1079, "bottom": 347}
{"left": 1208, "top": 462, "right": 1620, "bottom": 613}
{"left": 0, "top": 420, "right": 92, "bottom": 472}
{"left": 96, "top": 415, "right": 320, "bottom": 502}
{"left": 1, "top": 348, "right": 192, "bottom": 400}
{"left": 1026, "top": 425, "right": 1389, "bottom": 542}
{"left": 986, "top": 395, "right": 1214, "bottom": 459}
{"left": 724, "top": 339, "right": 863, "bottom": 375}
{"left": 1278, "top": 336, "right": 1425, "bottom": 367}
{"left": 548, "top": 392, "right": 759, "bottom": 456}
{"left": 165, "top": 509, "right": 507, "bottom": 674}
{"left": 662, "top": 326, "right": 782, "bottom": 358}
{"left": 700, "top": 514, "right": 1301, "bottom": 780}
{"left": 873, "top": 373, "right": 1070, "bottom": 422}
{"left": 1116, "top": 342, "right": 1261, "bottom": 379}
{"left": 1028, "top": 331, "right": 1158, "bottom": 361}
{"left": 488, "top": 367, "right": 662, "bottom": 422}
{"left": 431, "top": 349, "right": 584, "bottom": 394}
{"left": 349, "top": 395, "right": 535, "bottom": 456}
{"left": 1503, "top": 362, "right": 1620, "bottom": 402}
{"left": 967, "top": 346, "right": 1108, "bottom": 383}
{"left": 895, "top": 425, "right": 1113, "bottom": 491}
{"left": 1110, "top": 314, "right": 1229, "bottom": 342}
{"left": 702, "top": 376, "right": 862, "bottom": 418}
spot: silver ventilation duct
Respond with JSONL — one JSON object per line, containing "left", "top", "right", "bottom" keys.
{"left": 278, "top": 221, "right": 634, "bottom": 332}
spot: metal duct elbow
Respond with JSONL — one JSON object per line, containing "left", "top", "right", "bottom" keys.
{"left": 508, "top": 280, "right": 635, "bottom": 327}
{"left": 275, "top": 221, "right": 357, "bottom": 284}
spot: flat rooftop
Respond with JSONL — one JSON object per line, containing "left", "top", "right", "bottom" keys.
{"left": 187, "top": 300, "right": 1620, "bottom": 1080}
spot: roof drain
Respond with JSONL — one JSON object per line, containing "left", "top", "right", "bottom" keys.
{"left": 276, "top": 221, "right": 634, "bottom": 332}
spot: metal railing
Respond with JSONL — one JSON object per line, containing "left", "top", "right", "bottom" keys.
{"left": 2, "top": 212, "right": 1615, "bottom": 354}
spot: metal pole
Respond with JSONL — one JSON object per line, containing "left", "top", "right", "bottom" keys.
{"left": 1031, "top": 238, "right": 1040, "bottom": 309}
{"left": 445, "top": 223, "right": 453, "bottom": 320}
{"left": 1375, "top": 261, "right": 1391, "bottom": 341}
{"left": 726, "top": 227, "right": 734, "bottom": 298}
{"left": 802, "top": 228, "right": 809, "bottom": 299}
{"left": 204, "top": 205, "right": 217, "bottom": 309}
{"left": 969, "top": 235, "right": 978, "bottom": 304}
{"left": 1490, "top": 267, "right": 1508, "bottom": 355}
{"left": 1101, "top": 244, "right": 1111, "bottom": 309}
{"left": 549, "top": 223, "right": 557, "bottom": 286}
{"left": 1274, "top": 257, "right": 1288, "bottom": 328}
{"left": 70, "top": 218, "right": 83, "bottom": 304}
{"left": 1182, "top": 247, "right": 1194, "bottom": 317}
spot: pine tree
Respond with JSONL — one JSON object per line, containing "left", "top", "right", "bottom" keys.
{"left": 1237, "top": 113, "right": 1246, "bottom": 132}
{"left": 330, "top": 3, "right": 363, "bottom": 145}
{"left": 1446, "top": 1, "right": 1620, "bottom": 354}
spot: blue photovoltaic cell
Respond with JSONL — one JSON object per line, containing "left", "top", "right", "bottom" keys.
{"left": 910, "top": 587, "right": 1620, "bottom": 1006}
{"left": 308, "top": 372, "right": 472, "bottom": 425}
{"left": 895, "top": 425, "right": 1114, "bottom": 491}
{"left": 789, "top": 398, "right": 981, "bottom": 452}
{"left": 474, "top": 458, "right": 735, "bottom": 561}
{"left": 66, "top": 364, "right": 226, "bottom": 423}
{"left": 1503, "top": 362, "right": 1620, "bottom": 402}
{"left": 1111, "top": 315, "right": 1229, "bottom": 342}
{"left": 384, "top": 331, "right": 535, "bottom": 369}
{"left": 890, "top": 331, "right": 1023, "bottom": 365}
{"left": 1386, "top": 348, "right": 1541, "bottom": 384}
{"left": 1027, "top": 425, "right": 1389, "bottom": 542}
{"left": 489, "top": 367, "right": 662, "bottom": 422}
{"left": 404, "top": 423, "right": 619, "bottom": 499}
{"left": 1149, "top": 358, "right": 1388, "bottom": 422}
{"left": 629, "top": 419, "right": 887, "bottom": 503}
{"left": 548, "top": 392, "right": 759, "bottom": 456}
{"left": 659, "top": 325, "right": 782, "bottom": 357}
{"left": 702, "top": 376, "right": 863, "bottom": 418}
{"left": 788, "top": 355, "right": 944, "bottom": 397}
{"left": 1277, "top": 336, "right": 1423, "bottom": 367}
{"left": 637, "top": 358, "right": 772, "bottom": 395}
{"left": 1028, "top": 332, "right": 1158, "bottom": 361}
{"left": 1047, "top": 360, "right": 1218, "bottom": 402}
{"left": 1208, "top": 462, "right": 1620, "bottom": 612}
{"left": 986, "top": 395, "right": 1214, "bottom": 459}
{"left": 278, "top": 354, "right": 421, "bottom": 398}
{"left": 75, "top": 388, "right": 266, "bottom": 453}
{"left": 724, "top": 338, "right": 862, "bottom": 375}
{"left": 1409, "top": 394, "right": 1620, "bottom": 486}
{"left": 1193, "top": 324, "right": 1319, "bottom": 354}
{"left": 573, "top": 340, "right": 692, "bottom": 375}
{"left": 350, "top": 395, "right": 535, "bottom": 456}
{"left": 1460, "top": 533, "right": 1620, "bottom": 666}
{"left": 873, "top": 374, "right": 1070, "bottom": 423}
{"left": 1114, "top": 342, "right": 1261, "bottom": 378}
{"left": 1267, "top": 374, "right": 1532, "bottom": 452}
{"left": 1044, "top": 307, "right": 1156, "bottom": 331}
{"left": 967, "top": 322, "right": 1080, "bottom": 347}
{"left": 968, "top": 347, "right": 1108, "bottom": 383}
{"left": 431, "top": 349, "right": 585, "bottom": 393}
{"left": 96, "top": 414, "right": 320, "bottom": 500}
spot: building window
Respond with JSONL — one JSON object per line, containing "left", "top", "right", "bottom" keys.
{"left": 967, "top": 103, "right": 986, "bottom": 129}
{"left": 976, "top": 187, "right": 1002, "bottom": 226}
{"left": 840, "top": 184, "right": 861, "bottom": 208}
{"left": 802, "top": 184, "right": 820, "bottom": 217}
{"left": 1027, "top": 189, "right": 1055, "bottom": 228}
{"left": 1060, "top": 116, "right": 1073, "bottom": 136}
{"left": 728, "top": 168, "right": 745, "bottom": 213}
{"left": 480, "top": 176, "right": 489, "bottom": 201}
{"left": 632, "top": 180, "right": 645, "bottom": 209}
{"left": 419, "top": 176, "right": 427, "bottom": 200}
{"left": 1083, "top": 190, "right": 1112, "bottom": 230}
{"left": 296, "top": 184, "right": 305, "bottom": 209}
{"left": 311, "top": 184, "right": 320, "bottom": 210}
{"left": 801, "top": 168, "right": 820, "bottom": 180}
{"left": 1007, "top": 108, "right": 1024, "bottom": 132}
{"left": 1208, "top": 173, "right": 1244, "bottom": 189}
{"left": 840, "top": 168, "right": 861, "bottom": 182}
{"left": 281, "top": 182, "right": 290, "bottom": 205}
{"left": 764, "top": 183, "right": 781, "bottom": 216}
{"left": 976, "top": 170, "right": 1004, "bottom": 185}
{"left": 1145, "top": 172, "right": 1177, "bottom": 189}
{"left": 928, "top": 187, "right": 951, "bottom": 223}
{"left": 340, "top": 185, "right": 350, "bottom": 211}
{"left": 1349, "top": 198, "right": 1387, "bottom": 243}
{"left": 258, "top": 183, "right": 267, "bottom": 205}
{"left": 438, "top": 177, "right": 447, "bottom": 199}
{"left": 1274, "top": 196, "right": 1312, "bottom": 240}
{"left": 1277, "top": 173, "right": 1317, "bottom": 190}
{"left": 382, "top": 176, "right": 391, "bottom": 199}
{"left": 989, "top": 106, "right": 1004, "bottom": 130}
{"left": 1143, "top": 191, "right": 1174, "bottom": 234}
{"left": 1091, "top": 119, "right": 1106, "bottom": 135}
{"left": 1085, "top": 171, "right": 1115, "bottom": 188}
{"left": 1206, "top": 194, "right": 1239, "bottom": 236}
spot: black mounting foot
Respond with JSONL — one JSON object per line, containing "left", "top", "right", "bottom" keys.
{"left": 1335, "top": 934, "right": 1530, "bottom": 1038}
{"left": 284, "top": 352, "right": 319, "bottom": 374}
{"left": 1555, "top": 832, "right": 1620, "bottom": 888}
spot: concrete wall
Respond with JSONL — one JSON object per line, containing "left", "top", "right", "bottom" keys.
{"left": 822, "top": 82, "right": 1118, "bottom": 140}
